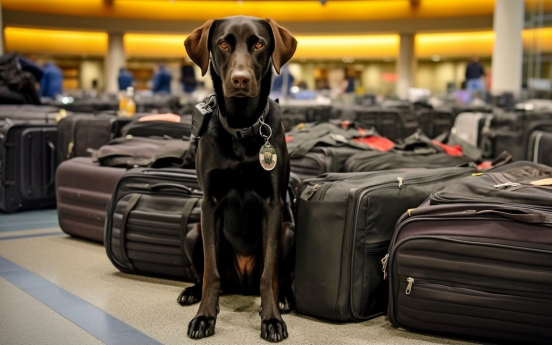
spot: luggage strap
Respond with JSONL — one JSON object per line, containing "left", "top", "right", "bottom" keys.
{"left": 181, "top": 198, "right": 199, "bottom": 269}
{"left": 120, "top": 193, "right": 141, "bottom": 270}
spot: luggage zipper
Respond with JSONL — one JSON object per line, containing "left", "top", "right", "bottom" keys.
{"left": 493, "top": 182, "right": 521, "bottom": 188}
{"left": 405, "top": 277, "right": 414, "bottom": 294}
{"left": 381, "top": 254, "right": 389, "bottom": 279}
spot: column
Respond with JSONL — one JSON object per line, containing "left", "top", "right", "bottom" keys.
{"left": 105, "top": 32, "right": 125, "bottom": 93}
{"left": 396, "top": 33, "right": 415, "bottom": 100}
{"left": 491, "top": 0, "right": 524, "bottom": 96}
{"left": 0, "top": 0, "right": 4, "bottom": 56}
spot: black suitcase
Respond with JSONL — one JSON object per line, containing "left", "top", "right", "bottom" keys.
{"left": 353, "top": 106, "right": 417, "bottom": 142}
{"left": 0, "top": 120, "right": 57, "bottom": 212}
{"left": 57, "top": 114, "right": 133, "bottom": 164}
{"left": 416, "top": 109, "right": 454, "bottom": 139}
{"left": 104, "top": 168, "right": 201, "bottom": 281}
{"left": 56, "top": 157, "right": 126, "bottom": 242}
{"left": 387, "top": 161, "right": 552, "bottom": 344}
{"left": 290, "top": 146, "right": 364, "bottom": 180}
{"left": 294, "top": 166, "right": 477, "bottom": 322}
{"left": 0, "top": 104, "right": 62, "bottom": 124}
{"left": 528, "top": 130, "right": 552, "bottom": 167}
{"left": 120, "top": 115, "right": 192, "bottom": 139}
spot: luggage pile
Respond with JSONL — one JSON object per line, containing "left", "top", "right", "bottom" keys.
{"left": 3, "top": 94, "right": 552, "bottom": 344}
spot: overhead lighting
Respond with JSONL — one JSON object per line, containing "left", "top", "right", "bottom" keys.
{"left": 431, "top": 55, "right": 441, "bottom": 61}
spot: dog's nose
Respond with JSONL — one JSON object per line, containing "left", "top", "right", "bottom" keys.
{"left": 231, "top": 71, "right": 251, "bottom": 89}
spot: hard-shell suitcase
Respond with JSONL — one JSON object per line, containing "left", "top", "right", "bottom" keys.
{"left": 386, "top": 161, "right": 552, "bottom": 344}
{"left": 451, "top": 112, "right": 492, "bottom": 148}
{"left": 528, "top": 130, "right": 552, "bottom": 167}
{"left": 294, "top": 166, "right": 477, "bottom": 322}
{"left": 104, "top": 168, "right": 201, "bottom": 281}
{"left": 0, "top": 120, "right": 57, "bottom": 212}
{"left": 57, "top": 114, "right": 132, "bottom": 164}
{"left": 0, "top": 104, "right": 61, "bottom": 124}
{"left": 56, "top": 157, "right": 126, "bottom": 242}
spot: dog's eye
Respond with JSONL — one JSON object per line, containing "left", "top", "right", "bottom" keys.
{"left": 254, "top": 42, "right": 264, "bottom": 50}
{"left": 219, "top": 41, "right": 229, "bottom": 50}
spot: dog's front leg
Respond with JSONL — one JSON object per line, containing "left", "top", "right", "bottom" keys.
{"left": 260, "top": 198, "right": 288, "bottom": 342}
{"left": 188, "top": 199, "right": 220, "bottom": 339}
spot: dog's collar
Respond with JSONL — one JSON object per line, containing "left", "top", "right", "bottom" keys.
{"left": 216, "top": 99, "right": 271, "bottom": 139}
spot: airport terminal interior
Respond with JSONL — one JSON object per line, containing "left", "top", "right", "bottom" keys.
{"left": 1, "top": 1, "right": 552, "bottom": 344}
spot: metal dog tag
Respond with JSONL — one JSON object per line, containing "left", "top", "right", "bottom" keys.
{"left": 259, "top": 142, "right": 277, "bottom": 171}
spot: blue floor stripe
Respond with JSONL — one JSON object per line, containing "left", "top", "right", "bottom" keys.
{"left": 0, "top": 209, "right": 59, "bottom": 232}
{"left": 0, "top": 256, "right": 163, "bottom": 345}
{"left": 0, "top": 231, "right": 65, "bottom": 241}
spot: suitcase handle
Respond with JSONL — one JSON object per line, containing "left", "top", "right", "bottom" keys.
{"left": 469, "top": 209, "right": 549, "bottom": 223}
{"left": 47, "top": 139, "right": 56, "bottom": 189}
{"left": 149, "top": 183, "right": 193, "bottom": 194}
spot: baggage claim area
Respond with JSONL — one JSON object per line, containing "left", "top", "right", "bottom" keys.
{"left": 1, "top": 1, "right": 552, "bottom": 344}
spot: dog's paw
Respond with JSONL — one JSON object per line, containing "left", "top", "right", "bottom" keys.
{"left": 260, "top": 318, "right": 288, "bottom": 343}
{"left": 177, "top": 285, "right": 202, "bottom": 305}
{"left": 188, "top": 315, "right": 216, "bottom": 339}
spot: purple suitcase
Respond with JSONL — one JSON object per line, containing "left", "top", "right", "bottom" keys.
{"left": 56, "top": 157, "right": 126, "bottom": 242}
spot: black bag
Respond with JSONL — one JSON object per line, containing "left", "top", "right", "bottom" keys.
{"left": 0, "top": 54, "right": 41, "bottom": 105}
{"left": 294, "top": 166, "right": 477, "bottom": 322}
{"left": 56, "top": 157, "right": 126, "bottom": 243}
{"left": 57, "top": 113, "right": 133, "bottom": 164}
{"left": 527, "top": 130, "right": 552, "bottom": 167}
{"left": 120, "top": 115, "right": 192, "bottom": 139}
{"left": 0, "top": 120, "right": 57, "bottom": 212}
{"left": 353, "top": 106, "right": 418, "bottom": 142}
{"left": 0, "top": 104, "right": 61, "bottom": 123}
{"left": 290, "top": 146, "right": 365, "bottom": 180}
{"left": 104, "top": 168, "right": 201, "bottom": 281}
{"left": 92, "top": 136, "right": 190, "bottom": 168}
{"left": 387, "top": 161, "right": 552, "bottom": 344}
{"left": 416, "top": 109, "right": 453, "bottom": 139}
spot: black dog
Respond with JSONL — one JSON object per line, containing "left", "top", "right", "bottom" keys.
{"left": 177, "top": 16, "right": 297, "bottom": 342}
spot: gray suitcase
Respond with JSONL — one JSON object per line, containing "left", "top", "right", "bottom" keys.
{"left": 528, "top": 130, "right": 552, "bottom": 166}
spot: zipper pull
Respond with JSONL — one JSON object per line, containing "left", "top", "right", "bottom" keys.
{"left": 301, "top": 183, "right": 320, "bottom": 200}
{"left": 397, "top": 177, "right": 403, "bottom": 189}
{"left": 493, "top": 182, "right": 521, "bottom": 188}
{"left": 405, "top": 277, "right": 414, "bottom": 295}
{"left": 381, "top": 254, "right": 389, "bottom": 280}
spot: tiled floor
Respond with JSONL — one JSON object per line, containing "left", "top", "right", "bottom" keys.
{"left": 0, "top": 209, "right": 478, "bottom": 345}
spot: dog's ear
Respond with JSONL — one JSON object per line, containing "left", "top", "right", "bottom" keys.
{"left": 265, "top": 19, "right": 297, "bottom": 75}
{"left": 184, "top": 20, "right": 215, "bottom": 76}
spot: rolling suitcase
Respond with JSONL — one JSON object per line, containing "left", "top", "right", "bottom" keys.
{"left": 416, "top": 109, "right": 453, "bottom": 139}
{"left": 104, "top": 168, "right": 201, "bottom": 281}
{"left": 290, "top": 146, "right": 364, "bottom": 180}
{"left": 0, "top": 104, "right": 61, "bottom": 124}
{"left": 386, "top": 161, "right": 552, "bottom": 344}
{"left": 294, "top": 166, "right": 477, "bottom": 322}
{"left": 451, "top": 112, "right": 492, "bottom": 148}
{"left": 119, "top": 114, "right": 192, "bottom": 139}
{"left": 56, "top": 157, "right": 126, "bottom": 242}
{"left": 528, "top": 130, "right": 552, "bottom": 167}
{"left": 57, "top": 113, "right": 133, "bottom": 164}
{"left": 353, "top": 106, "right": 417, "bottom": 142}
{"left": 0, "top": 120, "right": 57, "bottom": 212}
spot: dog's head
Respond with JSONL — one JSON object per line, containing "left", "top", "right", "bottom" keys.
{"left": 184, "top": 16, "right": 297, "bottom": 98}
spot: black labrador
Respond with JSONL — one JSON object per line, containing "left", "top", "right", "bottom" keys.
{"left": 177, "top": 16, "right": 297, "bottom": 342}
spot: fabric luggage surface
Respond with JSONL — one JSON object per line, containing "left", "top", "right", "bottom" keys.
{"left": 290, "top": 146, "right": 365, "bottom": 180}
{"left": 353, "top": 106, "right": 418, "bottom": 142}
{"left": 294, "top": 166, "right": 477, "bottom": 322}
{"left": 0, "top": 120, "right": 57, "bottom": 212}
{"left": 120, "top": 115, "right": 192, "bottom": 139}
{"left": 56, "top": 157, "right": 126, "bottom": 242}
{"left": 387, "top": 161, "right": 552, "bottom": 343}
{"left": 416, "top": 109, "right": 453, "bottom": 139}
{"left": 0, "top": 104, "right": 61, "bottom": 124}
{"left": 104, "top": 168, "right": 201, "bottom": 281}
{"left": 57, "top": 114, "right": 133, "bottom": 164}
{"left": 527, "top": 130, "right": 552, "bottom": 167}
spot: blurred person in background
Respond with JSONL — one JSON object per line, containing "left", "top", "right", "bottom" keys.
{"left": 152, "top": 63, "right": 172, "bottom": 94}
{"left": 40, "top": 61, "right": 63, "bottom": 98}
{"left": 271, "top": 64, "right": 295, "bottom": 99}
{"left": 180, "top": 60, "right": 197, "bottom": 93}
{"left": 340, "top": 68, "right": 356, "bottom": 105}
{"left": 465, "top": 55, "right": 486, "bottom": 95}
{"left": 118, "top": 67, "right": 134, "bottom": 91}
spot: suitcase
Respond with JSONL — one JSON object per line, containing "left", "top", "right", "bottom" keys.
{"left": 120, "top": 115, "right": 192, "bottom": 139}
{"left": 294, "top": 166, "right": 477, "bottom": 322}
{"left": 480, "top": 111, "right": 552, "bottom": 160}
{"left": 451, "top": 112, "right": 492, "bottom": 148}
{"left": 57, "top": 114, "right": 133, "bottom": 164}
{"left": 56, "top": 157, "right": 126, "bottom": 242}
{"left": 386, "top": 161, "right": 552, "bottom": 344}
{"left": 290, "top": 146, "right": 364, "bottom": 180}
{"left": 416, "top": 109, "right": 453, "bottom": 139}
{"left": 0, "top": 104, "right": 62, "bottom": 124}
{"left": 527, "top": 130, "right": 552, "bottom": 167}
{"left": 0, "top": 120, "right": 57, "bottom": 212}
{"left": 104, "top": 168, "right": 201, "bottom": 281}
{"left": 353, "top": 106, "right": 418, "bottom": 142}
